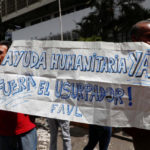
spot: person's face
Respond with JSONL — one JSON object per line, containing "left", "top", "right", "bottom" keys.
{"left": 135, "top": 22, "right": 150, "bottom": 45}
{"left": 0, "top": 45, "right": 8, "bottom": 64}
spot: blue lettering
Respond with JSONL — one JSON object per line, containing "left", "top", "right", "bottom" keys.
{"left": 22, "top": 51, "right": 31, "bottom": 67}
{"left": 108, "top": 57, "right": 115, "bottom": 73}
{"left": 38, "top": 81, "right": 45, "bottom": 95}
{"left": 35, "top": 52, "right": 46, "bottom": 69}
{"left": 128, "top": 52, "right": 142, "bottom": 76}
{"left": 118, "top": 58, "right": 127, "bottom": 73}
{"left": 83, "top": 56, "right": 92, "bottom": 71}
{"left": 65, "top": 54, "right": 76, "bottom": 70}
{"left": 67, "top": 105, "right": 74, "bottom": 115}
{"left": 75, "top": 55, "right": 83, "bottom": 71}
{"left": 114, "top": 88, "right": 124, "bottom": 105}
{"left": 91, "top": 53, "right": 96, "bottom": 72}
{"left": 61, "top": 81, "right": 71, "bottom": 99}
{"left": 135, "top": 53, "right": 150, "bottom": 78}
{"left": 77, "top": 83, "right": 84, "bottom": 101}
{"left": 75, "top": 106, "right": 82, "bottom": 117}
{"left": 13, "top": 51, "right": 24, "bottom": 67}
{"left": 84, "top": 84, "right": 93, "bottom": 101}
{"left": 50, "top": 54, "right": 59, "bottom": 69}
{"left": 57, "top": 104, "right": 65, "bottom": 114}
{"left": 100, "top": 57, "right": 108, "bottom": 73}
{"left": 96, "top": 56, "right": 103, "bottom": 72}
{"left": 1, "top": 51, "right": 13, "bottom": 66}
{"left": 26, "top": 75, "right": 36, "bottom": 91}
{"left": 51, "top": 104, "right": 58, "bottom": 113}
{"left": 105, "top": 87, "right": 114, "bottom": 102}
{"left": 30, "top": 51, "right": 39, "bottom": 68}
{"left": 55, "top": 80, "right": 63, "bottom": 98}
{"left": 17, "top": 77, "right": 26, "bottom": 93}
{"left": 59, "top": 54, "right": 67, "bottom": 70}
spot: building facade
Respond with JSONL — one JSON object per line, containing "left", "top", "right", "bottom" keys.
{"left": 0, "top": 0, "right": 90, "bottom": 40}
{"left": 1, "top": 0, "right": 150, "bottom": 41}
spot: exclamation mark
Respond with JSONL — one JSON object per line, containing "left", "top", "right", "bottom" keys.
{"left": 128, "top": 87, "right": 132, "bottom": 106}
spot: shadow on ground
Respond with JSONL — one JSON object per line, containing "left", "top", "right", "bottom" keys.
{"left": 70, "top": 126, "right": 88, "bottom": 137}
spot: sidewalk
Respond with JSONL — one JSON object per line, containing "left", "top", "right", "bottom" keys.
{"left": 36, "top": 118, "right": 134, "bottom": 150}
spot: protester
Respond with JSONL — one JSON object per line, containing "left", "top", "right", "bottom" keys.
{"left": 48, "top": 119, "right": 72, "bottom": 150}
{"left": 83, "top": 125, "right": 112, "bottom": 150}
{"left": 0, "top": 40, "right": 37, "bottom": 150}
{"left": 123, "top": 19, "right": 150, "bottom": 150}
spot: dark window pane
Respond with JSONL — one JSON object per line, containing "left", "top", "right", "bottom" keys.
{"left": 1, "top": 1, "right": 6, "bottom": 16}
{"left": 17, "top": 0, "right": 27, "bottom": 10}
{"left": 28, "top": 0, "right": 38, "bottom": 5}
{"left": 7, "top": 0, "right": 16, "bottom": 14}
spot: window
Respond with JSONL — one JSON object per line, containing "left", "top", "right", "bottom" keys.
{"left": 7, "top": 0, "right": 16, "bottom": 14}
{"left": 17, "top": 0, "right": 27, "bottom": 10}
{"left": 1, "top": 1, "right": 6, "bottom": 17}
{"left": 28, "top": 0, "right": 39, "bottom": 5}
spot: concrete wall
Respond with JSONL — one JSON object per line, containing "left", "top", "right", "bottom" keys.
{"left": 12, "top": 7, "right": 93, "bottom": 40}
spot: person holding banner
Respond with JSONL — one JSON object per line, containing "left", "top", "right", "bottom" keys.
{"left": 123, "top": 19, "right": 150, "bottom": 150}
{"left": 0, "top": 41, "right": 37, "bottom": 150}
{"left": 48, "top": 119, "right": 72, "bottom": 150}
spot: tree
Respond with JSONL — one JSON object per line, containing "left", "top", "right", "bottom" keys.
{"left": 75, "top": 0, "right": 115, "bottom": 41}
{"left": 75, "top": 0, "right": 150, "bottom": 42}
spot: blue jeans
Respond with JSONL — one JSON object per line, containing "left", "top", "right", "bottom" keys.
{"left": 0, "top": 128, "right": 37, "bottom": 150}
{"left": 84, "top": 125, "right": 112, "bottom": 150}
{"left": 48, "top": 119, "right": 72, "bottom": 150}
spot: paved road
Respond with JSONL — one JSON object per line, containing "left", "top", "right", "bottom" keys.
{"left": 36, "top": 118, "right": 134, "bottom": 150}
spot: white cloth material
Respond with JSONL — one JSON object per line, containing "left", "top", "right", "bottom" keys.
{"left": 48, "top": 119, "right": 72, "bottom": 150}
{"left": 1, "top": 41, "right": 150, "bottom": 130}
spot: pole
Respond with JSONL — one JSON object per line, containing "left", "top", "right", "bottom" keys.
{"left": 58, "top": 0, "right": 63, "bottom": 40}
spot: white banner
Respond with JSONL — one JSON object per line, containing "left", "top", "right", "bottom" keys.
{"left": 1, "top": 40, "right": 150, "bottom": 129}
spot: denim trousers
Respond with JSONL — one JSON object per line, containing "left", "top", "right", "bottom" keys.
{"left": 0, "top": 128, "right": 37, "bottom": 150}
{"left": 48, "top": 119, "right": 72, "bottom": 150}
{"left": 84, "top": 125, "right": 112, "bottom": 150}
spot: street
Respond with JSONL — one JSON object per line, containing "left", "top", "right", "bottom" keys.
{"left": 36, "top": 118, "right": 134, "bottom": 150}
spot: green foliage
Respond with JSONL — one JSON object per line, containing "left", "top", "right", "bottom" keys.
{"left": 75, "top": 0, "right": 150, "bottom": 42}
{"left": 75, "top": 0, "right": 115, "bottom": 41}
{"left": 79, "top": 36, "right": 102, "bottom": 41}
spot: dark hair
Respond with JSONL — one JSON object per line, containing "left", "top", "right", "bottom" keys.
{"left": 0, "top": 40, "right": 12, "bottom": 49}
{"left": 130, "top": 19, "right": 150, "bottom": 37}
